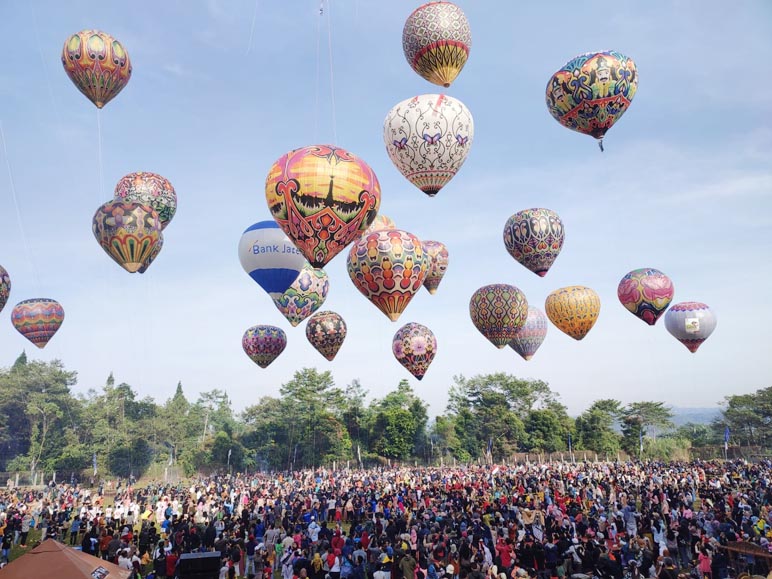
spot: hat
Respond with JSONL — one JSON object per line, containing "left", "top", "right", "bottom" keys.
{"left": 446, "top": 566, "right": 455, "bottom": 575}
{"left": 663, "top": 558, "right": 674, "bottom": 567}
{"left": 516, "top": 569, "right": 528, "bottom": 577}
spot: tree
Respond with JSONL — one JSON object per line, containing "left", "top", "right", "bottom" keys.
{"left": 719, "top": 387, "right": 772, "bottom": 448}
{"left": 621, "top": 401, "right": 674, "bottom": 456}
{"left": 575, "top": 399, "right": 622, "bottom": 455}
{"left": 368, "top": 380, "right": 428, "bottom": 461}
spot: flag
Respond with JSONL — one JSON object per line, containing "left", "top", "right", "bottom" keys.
{"left": 92, "top": 452, "right": 98, "bottom": 476}
{"left": 724, "top": 425, "right": 730, "bottom": 451}
{"left": 568, "top": 433, "right": 573, "bottom": 454}
{"left": 639, "top": 429, "right": 644, "bottom": 456}
{"left": 487, "top": 438, "right": 493, "bottom": 455}
{"left": 227, "top": 448, "right": 232, "bottom": 464}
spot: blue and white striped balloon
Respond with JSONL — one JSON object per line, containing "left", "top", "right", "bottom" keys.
{"left": 238, "top": 221, "right": 307, "bottom": 299}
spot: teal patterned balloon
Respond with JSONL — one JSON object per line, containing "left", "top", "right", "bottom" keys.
{"left": 469, "top": 284, "right": 529, "bottom": 348}
{"left": 306, "top": 311, "right": 347, "bottom": 361}
{"left": 242, "top": 325, "right": 287, "bottom": 368}
{"left": 508, "top": 306, "right": 548, "bottom": 361}
{"left": 0, "top": 265, "right": 10, "bottom": 314}
{"left": 392, "top": 322, "right": 437, "bottom": 380}
{"left": 273, "top": 264, "right": 330, "bottom": 327}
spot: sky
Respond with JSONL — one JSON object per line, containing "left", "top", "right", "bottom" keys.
{"left": 0, "top": 0, "right": 771, "bottom": 418}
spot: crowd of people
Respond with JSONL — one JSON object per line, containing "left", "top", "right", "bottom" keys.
{"left": 1, "top": 460, "right": 771, "bottom": 579}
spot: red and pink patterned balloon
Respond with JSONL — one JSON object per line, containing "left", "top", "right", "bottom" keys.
{"left": 422, "top": 240, "right": 449, "bottom": 295}
{"left": 92, "top": 201, "right": 162, "bottom": 273}
{"left": 392, "top": 322, "right": 437, "bottom": 380}
{"left": 617, "top": 268, "right": 674, "bottom": 326}
{"left": 242, "top": 325, "right": 287, "bottom": 368}
{"left": 11, "top": 298, "right": 64, "bottom": 349}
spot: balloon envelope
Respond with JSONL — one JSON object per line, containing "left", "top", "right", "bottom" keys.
{"left": 402, "top": 2, "right": 471, "bottom": 87}
{"left": 61, "top": 30, "right": 131, "bottom": 108}
{"left": 92, "top": 201, "right": 162, "bottom": 273}
{"left": 503, "top": 208, "right": 564, "bottom": 277}
{"left": 508, "top": 306, "right": 548, "bottom": 361}
{"left": 242, "top": 325, "right": 287, "bottom": 368}
{"left": 384, "top": 94, "right": 473, "bottom": 197}
{"left": 546, "top": 50, "right": 638, "bottom": 148}
{"left": 0, "top": 265, "right": 10, "bottom": 314}
{"left": 469, "top": 284, "right": 529, "bottom": 349}
{"left": 114, "top": 172, "right": 177, "bottom": 230}
{"left": 364, "top": 214, "right": 397, "bottom": 235}
{"left": 238, "top": 221, "right": 307, "bottom": 300}
{"left": 347, "top": 229, "right": 427, "bottom": 322}
{"left": 664, "top": 302, "right": 717, "bottom": 353}
{"left": 545, "top": 286, "right": 601, "bottom": 340}
{"left": 138, "top": 233, "right": 163, "bottom": 274}
{"left": 392, "top": 322, "right": 437, "bottom": 380}
{"left": 618, "top": 268, "right": 674, "bottom": 326}
{"left": 306, "top": 311, "right": 347, "bottom": 361}
{"left": 273, "top": 264, "right": 329, "bottom": 327}
{"left": 265, "top": 145, "right": 380, "bottom": 268}
{"left": 11, "top": 298, "right": 64, "bottom": 349}
{"left": 422, "top": 240, "right": 449, "bottom": 295}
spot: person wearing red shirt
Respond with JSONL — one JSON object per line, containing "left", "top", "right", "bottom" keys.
{"left": 166, "top": 548, "right": 179, "bottom": 578}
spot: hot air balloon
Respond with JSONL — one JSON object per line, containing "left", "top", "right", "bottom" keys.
{"left": 61, "top": 30, "right": 131, "bottom": 109}
{"left": 469, "top": 284, "right": 528, "bottom": 348}
{"left": 11, "top": 298, "right": 64, "bottom": 349}
{"left": 364, "top": 214, "right": 397, "bottom": 235}
{"left": 545, "top": 286, "right": 601, "bottom": 340}
{"left": 306, "top": 311, "right": 347, "bottom": 361}
{"left": 238, "top": 221, "right": 307, "bottom": 300}
{"left": 402, "top": 2, "right": 471, "bottom": 87}
{"left": 273, "top": 264, "right": 329, "bottom": 327}
{"left": 422, "top": 240, "right": 449, "bottom": 295}
{"left": 347, "top": 229, "right": 427, "bottom": 322}
{"left": 0, "top": 265, "right": 10, "bottom": 314}
{"left": 138, "top": 234, "right": 163, "bottom": 275}
{"left": 508, "top": 306, "right": 548, "bottom": 361}
{"left": 617, "top": 268, "right": 674, "bottom": 326}
{"left": 242, "top": 325, "right": 287, "bottom": 368}
{"left": 114, "top": 172, "right": 177, "bottom": 230}
{"left": 664, "top": 302, "right": 717, "bottom": 353}
{"left": 265, "top": 145, "right": 380, "bottom": 268}
{"left": 546, "top": 50, "right": 638, "bottom": 151}
{"left": 503, "top": 208, "right": 564, "bottom": 277}
{"left": 392, "top": 322, "right": 437, "bottom": 380}
{"left": 384, "top": 94, "right": 473, "bottom": 197}
{"left": 92, "top": 201, "right": 162, "bottom": 273}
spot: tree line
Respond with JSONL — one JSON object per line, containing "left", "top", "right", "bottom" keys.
{"left": 0, "top": 352, "right": 769, "bottom": 480}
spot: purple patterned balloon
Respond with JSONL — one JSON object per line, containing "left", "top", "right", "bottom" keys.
{"left": 273, "top": 264, "right": 330, "bottom": 327}
{"left": 0, "top": 265, "right": 10, "bottom": 314}
{"left": 306, "top": 311, "right": 347, "bottom": 361}
{"left": 508, "top": 307, "right": 548, "bottom": 361}
{"left": 392, "top": 322, "right": 437, "bottom": 380}
{"left": 422, "top": 240, "right": 449, "bottom": 295}
{"left": 242, "top": 325, "right": 287, "bottom": 368}
{"left": 503, "top": 208, "right": 564, "bottom": 277}
{"left": 617, "top": 268, "right": 674, "bottom": 326}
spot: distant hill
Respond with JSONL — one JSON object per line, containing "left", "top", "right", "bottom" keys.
{"left": 670, "top": 407, "right": 721, "bottom": 426}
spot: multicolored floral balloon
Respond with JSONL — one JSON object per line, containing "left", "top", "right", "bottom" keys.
{"left": 364, "top": 214, "right": 397, "bottom": 235}
{"left": 265, "top": 145, "right": 381, "bottom": 268}
{"left": 11, "top": 298, "right": 64, "bottom": 349}
{"left": 546, "top": 50, "right": 638, "bottom": 150}
{"left": 422, "top": 240, "right": 449, "bottom": 295}
{"left": 238, "top": 221, "right": 307, "bottom": 300}
{"left": 392, "top": 322, "right": 437, "bottom": 380}
{"left": 617, "top": 268, "right": 674, "bottom": 326}
{"left": 61, "top": 30, "right": 131, "bottom": 109}
{"left": 545, "top": 286, "right": 601, "bottom": 340}
{"left": 306, "top": 311, "right": 347, "bottom": 361}
{"left": 92, "top": 201, "right": 162, "bottom": 273}
{"left": 347, "top": 229, "right": 427, "bottom": 322}
{"left": 402, "top": 2, "right": 471, "bottom": 87}
{"left": 242, "top": 325, "right": 287, "bottom": 368}
{"left": 138, "top": 234, "right": 163, "bottom": 275}
{"left": 664, "top": 302, "right": 717, "bottom": 353}
{"left": 0, "top": 265, "right": 10, "bottom": 314}
{"left": 508, "top": 306, "right": 548, "bottom": 361}
{"left": 114, "top": 172, "right": 177, "bottom": 230}
{"left": 273, "top": 264, "right": 329, "bottom": 327}
{"left": 384, "top": 94, "right": 474, "bottom": 197}
{"left": 469, "top": 284, "right": 529, "bottom": 349}
{"left": 503, "top": 208, "right": 564, "bottom": 277}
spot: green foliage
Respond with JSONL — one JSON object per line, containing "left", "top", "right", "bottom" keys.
{"left": 575, "top": 400, "right": 621, "bottom": 455}
{"left": 719, "top": 387, "right": 772, "bottom": 448}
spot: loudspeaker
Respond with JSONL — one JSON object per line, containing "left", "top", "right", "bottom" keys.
{"left": 178, "top": 551, "right": 222, "bottom": 579}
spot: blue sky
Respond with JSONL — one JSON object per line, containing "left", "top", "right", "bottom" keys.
{"left": 0, "top": 0, "right": 770, "bottom": 417}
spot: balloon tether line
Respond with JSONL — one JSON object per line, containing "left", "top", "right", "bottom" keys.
{"left": 0, "top": 121, "right": 41, "bottom": 293}
{"left": 325, "top": 0, "right": 338, "bottom": 145}
{"left": 598, "top": 138, "right": 604, "bottom": 152}
{"left": 97, "top": 109, "right": 105, "bottom": 198}
{"left": 313, "top": 0, "right": 322, "bottom": 142}
{"left": 245, "top": 0, "right": 259, "bottom": 56}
